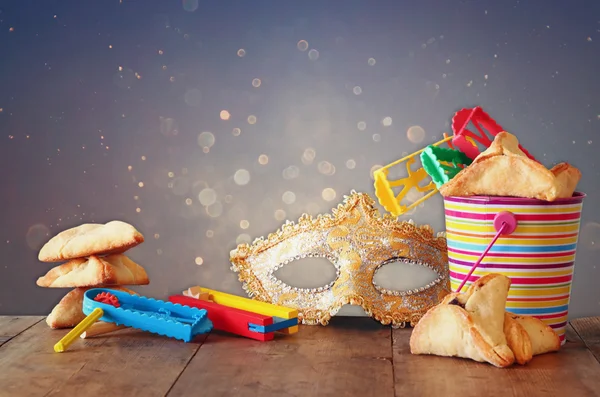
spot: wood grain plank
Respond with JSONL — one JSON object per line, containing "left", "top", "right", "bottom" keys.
{"left": 0, "top": 316, "right": 44, "bottom": 347}
{"left": 167, "top": 317, "right": 395, "bottom": 397}
{"left": 392, "top": 324, "right": 600, "bottom": 397}
{"left": 0, "top": 320, "right": 205, "bottom": 397}
{"left": 571, "top": 317, "right": 600, "bottom": 364}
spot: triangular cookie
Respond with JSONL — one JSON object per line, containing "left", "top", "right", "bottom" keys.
{"left": 439, "top": 132, "right": 566, "bottom": 201}
{"left": 410, "top": 274, "right": 515, "bottom": 368}
{"left": 38, "top": 220, "right": 144, "bottom": 262}
{"left": 37, "top": 254, "right": 149, "bottom": 288}
{"left": 505, "top": 313, "right": 561, "bottom": 358}
{"left": 551, "top": 162, "right": 582, "bottom": 199}
{"left": 46, "top": 286, "right": 136, "bottom": 329}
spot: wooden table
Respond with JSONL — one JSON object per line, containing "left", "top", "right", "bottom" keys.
{"left": 0, "top": 316, "right": 599, "bottom": 397}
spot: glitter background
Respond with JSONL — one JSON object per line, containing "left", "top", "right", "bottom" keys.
{"left": 1, "top": 0, "right": 599, "bottom": 318}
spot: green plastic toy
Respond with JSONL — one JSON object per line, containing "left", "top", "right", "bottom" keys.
{"left": 419, "top": 145, "right": 473, "bottom": 188}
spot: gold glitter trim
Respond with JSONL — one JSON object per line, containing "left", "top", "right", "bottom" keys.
{"left": 230, "top": 191, "right": 450, "bottom": 327}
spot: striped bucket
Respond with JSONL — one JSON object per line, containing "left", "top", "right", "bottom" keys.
{"left": 444, "top": 192, "right": 586, "bottom": 345}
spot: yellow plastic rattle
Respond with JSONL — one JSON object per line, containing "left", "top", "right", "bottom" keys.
{"left": 54, "top": 307, "right": 104, "bottom": 353}
{"left": 373, "top": 136, "right": 452, "bottom": 217}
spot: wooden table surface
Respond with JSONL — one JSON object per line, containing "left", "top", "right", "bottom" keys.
{"left": 0, "top": 316, "right": 599, "bottom": 397}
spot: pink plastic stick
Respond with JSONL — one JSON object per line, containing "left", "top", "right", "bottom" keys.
{"left": 456, "top": 223, "right": 506, "bottom": 293}
{"left": 456, "top": 211, "right": 518, "bottom": 293}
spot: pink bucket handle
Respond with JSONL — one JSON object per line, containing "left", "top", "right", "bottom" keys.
{"left": 456, "top": 211, "right": 518, "bottom": 292}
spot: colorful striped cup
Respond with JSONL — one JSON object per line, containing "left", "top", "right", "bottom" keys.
{"left": 444, "top": 192, "right": 586, "bottom": 345}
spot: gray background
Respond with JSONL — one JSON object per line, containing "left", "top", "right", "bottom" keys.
{"left": 1, "top": 0, "right": 599, "bottom": 319}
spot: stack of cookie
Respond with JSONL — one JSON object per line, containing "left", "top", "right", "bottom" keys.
{"left": 36, "top": 220, "right": 150, "bottom": 329}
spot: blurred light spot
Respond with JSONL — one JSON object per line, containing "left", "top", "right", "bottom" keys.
{"left": 224, "top": 195, "right": 233, "bottom": 203}
{"left": 158, "top": 49, "right": 164, "bottom": 55}
{"left": 252, "top": 78, "right": 261, "bottom": 87}
{"left": 373, "top": 134, "right": 381, "bottom": 142}
{"left": 258, "top": 154, "right": 269, "bottom": 165}
{"left": 9, "top": 27, "right": 15, "bottom": 32}
{"left": 302, "top": 148, "right": 316, "bottom": 165}
{"left": 297, "top": 40, "right": 309, "bottom": 51}
{"left": 274, "top": 209, "right": 287, "bottom": 221}
{"left": 26, "top": 224, "right": 50, "bottom": 251}
{"left": 206, "top": 230, "right": 214, "bottom": 238}
{"left": 184, "top": 89, "right": 202, "bottom": 107}
{"left": 157, "top": 249, "right": 163, "bottom": 255}
{"left": 138, "top": 182, "right": 144, "bottom": 187}
{"left": 168, "top": 171, "right": 175, "bottom": 178}
{"left": 206, "top": 202, "right": 223, "bottom": 217}
{"left": 581, "top": 222, "right": 600, "bottom": 250}
{"left": 236, "top": 234, "right": 251, "bottom": 245}
{"left": 357, "top": 121, "right": 366, "bottom": 131}
{"left": 169, "top": 76, "right": 176, "bottom": 82}
{"left": 141, "top": 155, "right": 147, "bottom": 160}
{"left": 346, "top": 159, "right": 356, "bottom": 169}
{"left": 158, "top": 117, "right": 179, "bottom": 136}
{"left": 183, "top": 0, "right": 199, "bottom": 12}
{"left": 247, "top": 115, "right": 257, "bottom": 124}
{"left": 370, "top": 164, "right": 383, "bottom": 180}
{"left": 240, "top": 220, "right": 250, "bottom": 229}
{"left": 203, "top": 147, "right": 210, "bottom": 153}
{"left": 220, "top": 110, "right": 231, "bottom": 120}
{"left": 589, "top": 140, "right": 593, "bottom": 144}
{"left": 198, "top": 188, "right": 217, "bottom": 206}
{"left": 197, "top": 131, "right": 215, "bottom": 149}
{"left": 308, "top": 49, "right": 319, "bottom": 60}
{"left": 134, "top": 195, "right": 139, "bottom": 200}
{"left": 318, "top": 161, "right": 336, "bottom": 175}
{"left": 322, "top": 188, "right": 337, "bottom": 201}
{"left": 136, "top": 207, "right": 141, "bottom": 213}
{"left": 407, "top": 125, "right": 426, "bottom": 144}
{"left": 234, "top": 169, "right": 250, "bottom": 185}
{"left": 185, "top": 198, "right": 193, "bottom": 205}
{"left": 154, "top": 233, "right": 160, "bottom": 239}
{"left": 282, "top": 191, "right": 296, "bottom": 204}
{"left": 382, "top": 117, "right": 393, "bottom": 127}
{"left": 368, "top": 58, "right": 376, "bottom": 66}
{"left": 484, "top": 74, "right": 489, "bottom": 80}
{"left": 237, "top": 49, "right": 246, "bottom": 57}
{"left": 232, "top": 127, "right": 241, "bottom": 136}
{"left": 282, "top": 166, "right": 300, "bottom": 180}
{"left": 353, "top": 86, "right": 362, "bottom": 95}
{"left": 127, "top": 165, "right": 132, "bottom": 171}
{"left": 306, "top": 202, "right": 320, "bottom": 214}
{"left": 195, "top": 256, "right": 204, "bottom": 265}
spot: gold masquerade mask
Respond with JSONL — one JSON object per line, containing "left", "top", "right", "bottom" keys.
{"left": 230, "top": 191, "right": 450, "bottom": 327}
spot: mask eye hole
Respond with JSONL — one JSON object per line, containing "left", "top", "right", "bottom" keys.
{"left": 271, "top": 254, "right": 340, "bottom": 292}
{"left": 372, "top": 257, "right": 442, "bottom": 296}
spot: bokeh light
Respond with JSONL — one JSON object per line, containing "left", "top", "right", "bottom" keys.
{"left": 301, "top": 148, "right": 316, "bottom": 165}
{"left": 183, "top": 0, "right": 199, "bottom": 12}
{"left": 240, "top": 220, "right": 250, "bottom": 229}
{"left": 232, "top": 127, "right": 241, "bottom": 136}
{"left": 274, "top": 209, "right": 287, "bottom": 221}
{"left": 297, "top": 40, "right": 309, "bottom": 51}
{"left": 206, "top": 202, "right": 223, "bottom": 217}
{"left": 198, "top": 188, "right": 217, "bottom": 206}
{"left": 258, "top": 154, "right": 269, "bottom": 165}
{"left": 236, "top": 234, "right": 251, "bottom": 245}
{"left": 282, "top": 166, "right": 300, "bottom": 180}
{"left": 370, "top": 165, "right": 383, "bottom": 179}
{"left": 197, "top": 131, "right": 215, "bottom": 149}
{"left": 233, "top": 169, "right": 250, "bottom": 185}
{"left": 346, "top": 159, "right": 356, "bottom": 169}
{"left": 247, "top": 115, "right": 257, "bottom": 124}
{"left": 282, "top": 191, "right": 296, "bottom": 204}
{"left": 220, "top": 110, "right": 231, "bottom": 120}
{"left": 25, "top": 224, "right": 50, "bottom": 251}
{"left": 317, "top": 161, "right": 335, "bottom": 175}
{"left": 321, "top": 188, "right": 337, "bottom": 201}
{"left": 308, "top": 49, "right": 319, "bottom": 60}
{"left": 373, "top": 133, "right": 381, "bottom": 142}
{"left": 195, "top": 256, "right": 204, "bottom": 265}
{"left": 357, "top": 121, "right": 366, "bottom": 131}
{"left": 407, "top": 125, "right": 426, "bottom": 144}
{"left": 353, "top": 86, "right": 362, "bottom": 95}
{"left": 382, "top": 117, "right": 393, "bottom": 127}
{"left": 368, "top": 57, "right": 376, "bottom": 65}
{"left": 237, "top": 49, "right": 246, "bottom": 57}
{"left": 252, "top": 78, "right": 261, "bottom": 87}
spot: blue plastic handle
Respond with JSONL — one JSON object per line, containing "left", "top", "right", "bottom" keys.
{"left": 83, "top": 288, "right": 213, "bottom": 342}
